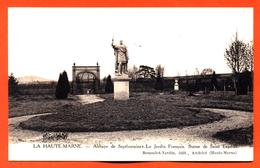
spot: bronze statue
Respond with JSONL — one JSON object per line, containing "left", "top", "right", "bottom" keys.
{"left": 112, "top": 39, "right": 129, "bottom": 75}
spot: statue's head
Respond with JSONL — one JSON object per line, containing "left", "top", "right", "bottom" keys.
{"left": 120, "top": 40, "right": 123, "bottom": 45}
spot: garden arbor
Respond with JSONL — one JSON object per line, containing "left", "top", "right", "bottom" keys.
{"left": 72, "top": 63, "right": 100, "bottom": 94}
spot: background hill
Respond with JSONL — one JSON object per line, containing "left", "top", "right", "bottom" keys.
{"left": 17, "top": 76, "right": 54, "bottom": 84}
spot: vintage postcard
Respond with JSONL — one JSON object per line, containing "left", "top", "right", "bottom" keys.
{"left": 7, "top": 7, "right": 254, "bottom": 162}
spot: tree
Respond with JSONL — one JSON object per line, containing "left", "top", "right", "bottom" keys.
{"left": 102, "top": 76, "right": 107, "bottom": 83}
{"left": 105, "top": 75, "right": 113, "bottom": 93}
{"left": 155, "top": 68, "right": 164, "bottom": 91}
{"left": 244, "top": 42, "right": 254, "bottom": 92}
{"left": 244, "top": 41, "right": 254, "bottom": 72}
{"left": 224, "top": 33, "right": 247, "bottom": 73}
{"left": 194, "top": 68, "right": 200, "bottom": 76}
{"left": 155, "top": 64, "right": 164, "bottom": 77}
{"left": 55, "top": 71, "right": 71, "bottom": 99}
{"left": 201, "top": 68, "right": 214, "bottom": 76}
{"left": 62, "top": 71, "right": 70, "bottom": 94}
{"left": 154, "top": 64, "right": 164, "bottom": 91}
{"left": 128, "top": 65, "right": 138, "bottom": 81}
{"left": 185, "top": 70, "right": 188, "bottom": 76}
{"left": 176, "top": 71, "right": 181, "bottom": 77}
{"left": 136, "top": 65, "right": 156, "bottom": 79}
{"left": 200, "top": 68, "right": 215, "bottom": 94}
{"left": 8, "top": 73, "right": 19, "bottom": 96}
{"left": 211, "top": 71, "right": 218, "bottom": 91}
{"left": 224, "top": 33, "right": 253, "bottom": 95}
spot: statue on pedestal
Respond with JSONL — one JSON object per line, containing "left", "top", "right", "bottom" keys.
{"left": 111, "top": 38, "right": 129, "bottom": 75}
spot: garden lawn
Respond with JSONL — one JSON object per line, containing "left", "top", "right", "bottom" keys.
{"left": 19, "top": 97, "right": 224, "bottom": 132}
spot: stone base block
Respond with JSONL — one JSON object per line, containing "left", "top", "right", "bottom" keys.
{"left": 113, "top": 76, "right": 130, "bottom": 100}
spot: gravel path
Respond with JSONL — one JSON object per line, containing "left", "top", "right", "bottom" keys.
{"left": 76, "top": 94, "right": 105, "bottom": 105}
{"left": 9, "top": 95, "right": 253, "bottom": 146}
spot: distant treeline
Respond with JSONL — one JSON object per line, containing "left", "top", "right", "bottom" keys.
{"left": 17, "top": 82, "right": 57, "bottom": 95}
{"left": 176, "top": 72, "right": 253, "bottom": 94}
{"left": 13, "top": 72, "right": 252, "bottom": 95}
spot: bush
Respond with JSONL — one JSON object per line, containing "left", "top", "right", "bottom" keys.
{"left": 105, "top": 75, "right": 113, "bottom": 93}
{"left": 55, "top": 71, "right": 70, "bottom": 99}
{"left": 8, "top": 73, "right": 19, "bottom": 96}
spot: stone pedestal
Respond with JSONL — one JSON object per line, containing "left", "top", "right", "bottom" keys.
{"left": 113, "top": 74, "right": 130, "bottom": 100}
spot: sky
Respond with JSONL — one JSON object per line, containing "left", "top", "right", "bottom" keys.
{"left": 8, "top": 8, "right": 253, "bottom": 81}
